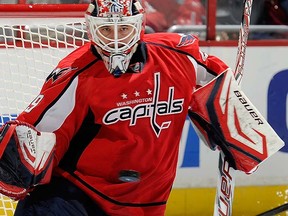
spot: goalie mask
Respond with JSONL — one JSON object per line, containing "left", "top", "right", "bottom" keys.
{"left": 85, "top": 0, "right": 145, "bottom": 77}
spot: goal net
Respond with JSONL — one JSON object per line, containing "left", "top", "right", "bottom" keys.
{"left": 0, "top": 4, "right": 89, "bottom": 215}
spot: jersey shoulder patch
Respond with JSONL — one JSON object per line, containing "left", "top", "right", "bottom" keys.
{"left": 144, "top": 33, "right": 199, "bottom": 56}
{"left": 176, "top": 33, "right": 197, "bottom": 47}
{"left": 45, "top": 43, "right": 97, "bottom": 85}
{"left": 45, "top": 66, "right": 78, "bottom": 83}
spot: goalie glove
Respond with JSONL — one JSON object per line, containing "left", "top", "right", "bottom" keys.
{"left": 0, "top": 120, "right": 56, "bottom": 200}
{"left": 189, "top": 69, "right": 284, "bottom": 173}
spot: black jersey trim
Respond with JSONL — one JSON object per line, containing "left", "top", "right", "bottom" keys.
{"left": 70, "top": 172, "right": 167, "bottom": 207}
{"left": 59, "top": 108, "right": 102, "bottom": 173}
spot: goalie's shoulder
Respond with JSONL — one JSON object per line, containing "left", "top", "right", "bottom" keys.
{"left": 143, "top": 32, "right": 200, "bottom": 54}
{"left": 44, "top": 42, "right": 99, "bottom": 87}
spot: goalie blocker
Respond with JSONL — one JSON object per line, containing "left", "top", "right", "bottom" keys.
{"left": 0, "top": 120, "right": 56, "bottom": 200}
{"left": 189, "top": 69, "right": 284, "bottom": 174}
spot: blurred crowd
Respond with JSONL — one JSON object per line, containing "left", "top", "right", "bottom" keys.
{"left": 0, "top": 0, "right": 287, "bottom": 39}
{"left": 254, "top": 0, "right": 288, "bottom": 38}
{"left": 144, "top": 0, "right": 205, "bottom": 32}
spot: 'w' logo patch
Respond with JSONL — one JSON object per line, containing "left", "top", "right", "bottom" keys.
{"left": 177, "top": 34, "right": 196, "bottom": 47}
{"left": 110, "top": 0, "right": 124, "bottom": 13}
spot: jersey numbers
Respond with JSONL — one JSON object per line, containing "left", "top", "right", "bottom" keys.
{"left": 24, "top": 95, "right": 44, "bottom": 113}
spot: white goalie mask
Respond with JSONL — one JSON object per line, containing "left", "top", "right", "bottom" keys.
{"left": 85, "top": 0, "right": 145, "bottom": 77}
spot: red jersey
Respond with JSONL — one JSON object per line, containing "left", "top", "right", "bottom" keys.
{"left": 17, "top": 33, "right": 229, "bottom": 216}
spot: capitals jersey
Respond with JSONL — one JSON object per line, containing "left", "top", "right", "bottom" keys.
{"left": 17, "top": 33, "right": 229, "bottom": 216}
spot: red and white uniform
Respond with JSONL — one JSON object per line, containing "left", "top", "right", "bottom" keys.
{"left": 17, "top": 33, "right": 229, "bottom": 216}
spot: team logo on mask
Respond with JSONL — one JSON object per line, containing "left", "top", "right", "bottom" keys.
{"left": 103, "top": 72, "right": 184, "bottom": 137}
{"left": 97, "top": 0, "right": 132, "bottom": 16}
{"left": 110, "top": 0, "right": 124, "bottom": 13}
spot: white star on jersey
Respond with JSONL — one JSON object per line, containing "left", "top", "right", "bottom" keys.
{"left": 121, "top": 93, "right": 128, "bottom": 99}
{"left": 147, "top": 89, "right": 152, "bottom": 95}
{"left": 134, "top": 91, "right": 140, "bottom": 97}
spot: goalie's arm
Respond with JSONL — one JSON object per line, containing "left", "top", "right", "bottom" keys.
{"left": 0, "top": 120, "right": 56, "bottom": 200}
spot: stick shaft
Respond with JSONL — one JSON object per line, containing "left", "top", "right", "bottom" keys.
{"left": 234, "top": 0, "right": 253, "bottom": 84}
{"left": 213, "top": 152, "right": 235, "bottom": 216}
{"left": 214, "top": 1, "right": 253, "bottom": 215}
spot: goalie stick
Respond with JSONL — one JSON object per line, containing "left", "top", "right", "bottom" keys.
{"left": 213, "top": 0, "right": 253, "bottom": 215}
{"left": 256, "top": 203, "right": 288, "bottom": 216}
